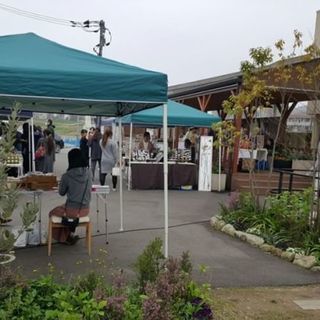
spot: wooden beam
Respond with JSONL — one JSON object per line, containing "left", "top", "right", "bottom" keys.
{"left": 197, "top": 94, "right": 212, "bottom": 112}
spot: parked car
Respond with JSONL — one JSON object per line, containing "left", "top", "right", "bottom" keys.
{"left": 55, "top": 134, "right": 64, "bottom": 153}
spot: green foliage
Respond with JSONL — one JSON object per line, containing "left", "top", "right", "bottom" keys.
{"left": 0, "top": 242, "right": 214, "bottom": 319}
{"left": 221, "top": 192, "right": 259, "bottom": 231}
{"left": 221, "top": 189, "right": 320, "bottom": 257}
{"left": 74, "top": 272, "right": 104, "bottom": 296}
{"left": 0, "top": 104, "right": 39, "bottom": 255}
{"left": 0, "top": 275, "right": 106, "bottom": 320}
{"left": 180, "top": 251, "right": 193, "bottom": 274}
{"left": 212, "top": 120, "right": 240, "bottom": 151}
{"left": 134, "top": 237, "right": 165, "bottom": 289}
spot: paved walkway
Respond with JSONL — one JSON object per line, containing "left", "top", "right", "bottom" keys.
{"left": 13, "top": 186, "right": 320, "bottom": 288}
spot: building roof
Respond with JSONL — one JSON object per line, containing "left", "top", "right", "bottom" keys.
{"left": 169, "top": 56, "right": 320, "bottom": 112}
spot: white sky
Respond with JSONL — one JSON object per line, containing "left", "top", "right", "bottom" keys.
{"left": 0, "top": 0, "right": 319, "bottom": 85}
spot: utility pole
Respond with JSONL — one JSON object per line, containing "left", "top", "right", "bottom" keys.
{"left": 98, "top": 20, "right": 106, "bottom": 56}
{"left": 84, "top": 19, "right": 110, "bottom": 57}
{"left": 83, "top": 19, "right": 110, "bottom": 127}
{"left": 96, "top": 20, "right": 106, "bottom": 127}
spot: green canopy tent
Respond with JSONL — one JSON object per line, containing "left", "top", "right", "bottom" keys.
{"left": 117, "top": 100, "right": 220, "bottom": 191}
{"left": 120, "top": 99, "right": 220, "bottom": 127}
{"left": 0, "top": 33, "right": 170, "bottom": 257}
{"left": 0, "top": 33, "right": 167, "bottom": 116}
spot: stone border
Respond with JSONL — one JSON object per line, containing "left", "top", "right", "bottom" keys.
{"left": 210, "top": 216, "right": 319, "bottom": 271}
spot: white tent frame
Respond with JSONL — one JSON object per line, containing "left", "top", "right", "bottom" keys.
{"left": 117, "top": 104, "right": 169, "bottom": 257}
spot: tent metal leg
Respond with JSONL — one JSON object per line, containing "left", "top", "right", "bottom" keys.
{"left": 128, "top": 122, "right": 133, "bottom": 191}
{"left": 31, "top": 117, "right": 35, "bottom": 172}
{"left": 119, "top": 118, "right": 124, "bottom": 231}
{"left": 163, "top": 103, "right": 169, "bottom": 258}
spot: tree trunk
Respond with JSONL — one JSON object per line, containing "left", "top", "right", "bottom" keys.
{"left": 276, "top": 101, "right": 297, "bottom": 146}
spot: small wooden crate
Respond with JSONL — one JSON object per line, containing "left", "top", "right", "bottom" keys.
{"left": 22, "top": 175, "right": 58, "bottom": 190}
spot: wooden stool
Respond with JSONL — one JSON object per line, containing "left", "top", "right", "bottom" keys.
{"left": 47, "top": 216, "right": 92, "bottom": 256}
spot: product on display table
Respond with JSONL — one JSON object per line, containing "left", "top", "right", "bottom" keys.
{"left": 4, "top": 153, "right": 23, "bottom": 177}
{"left": 132, "top": 149, "right": 150, "bottom": 161}
{"left": 169, "top": 149, "right": 191, "bottom": 162}
{"left": 6, "top": 153, "right": 22, "bottom": 165}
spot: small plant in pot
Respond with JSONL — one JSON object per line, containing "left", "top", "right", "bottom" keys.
{"left": 211, "top": 164, "right": 226, "bottom": 192}
{"left": 0, "top": 104, "right": 38, "bottom": 265}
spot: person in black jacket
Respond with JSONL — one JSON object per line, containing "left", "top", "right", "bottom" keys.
{"left": 47, "top": 119, "right": 55, "bottom": 138}
{"left": 79, "top": 129, "right": 89, "bottom": 167}
{"left": 88, "top": 127, "right": 102, "bottom": 180}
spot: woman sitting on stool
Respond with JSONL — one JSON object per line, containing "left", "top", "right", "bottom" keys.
{"left": 49, "top": 148, "right": 92, "bottom": 245}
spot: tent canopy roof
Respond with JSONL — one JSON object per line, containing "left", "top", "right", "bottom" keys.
{"left": 0, "top": 108, "right": 32, "bottom": 121}
{"left": 120, "top": 100, "right": 220, "bottom": 127}
{"left": 0, "top": 33, "right": 167, "bottom": 116}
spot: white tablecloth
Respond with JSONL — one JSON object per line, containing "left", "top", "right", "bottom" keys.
{"left": 239, "top": 148, "right": 268, "bottom": 161}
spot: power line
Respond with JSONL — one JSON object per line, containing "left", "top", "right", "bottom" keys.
{"left": 0, "top": 2, "right": 112, "bottom": 53}
{"left": 0, "top": 2, "right": 80, "bottom": 27}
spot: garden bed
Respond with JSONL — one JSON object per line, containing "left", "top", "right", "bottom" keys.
{"left": 211, "top": 190, "right": 320, "bottom": 271}
{"left": 0, "top": 238, "right": 214, "bottom": 320}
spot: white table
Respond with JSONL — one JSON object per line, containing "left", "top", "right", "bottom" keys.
{"left": 6, "top": 161, "right": 23, "bottom": 177}
{"left": 238, "top": 148, "right": 268, "bottom": 162}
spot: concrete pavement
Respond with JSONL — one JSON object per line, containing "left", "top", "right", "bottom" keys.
{"left": 11, "top": 149, "right": 320, "bottom": 287}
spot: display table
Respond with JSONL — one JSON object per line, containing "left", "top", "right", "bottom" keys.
{"left": 131, "top": 162, "right": 197, "bottom": 189}
{"left": 6, "top": 162, "right": 23, "bottom": 177}
{"left": 238, "top": 148, "right": 268, "bottom": 161}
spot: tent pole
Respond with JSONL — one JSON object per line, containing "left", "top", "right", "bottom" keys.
{"left": 31, "top": 117, "right": 35, "bottom": 172}
{"left": 172, "top": 127, "right": 175, "bottom": 149}
{"left": 28, "top": 120, "right": 31, "bottom": 172}
{"left": 128, "top": 122, "right": 133, "bottom": 191}
{"left": 163, "top": 103, "right": 169, "bottom": 258}
{"left": 218, "top": 128, "right": 222, "bottom": 192}
{"left": 119, "top": 118, "right": 124, "bottom": 231}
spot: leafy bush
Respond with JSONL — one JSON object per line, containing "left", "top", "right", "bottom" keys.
{"left": 134, "top": 237, "right": 164, "bottom": 289}
{"left": 0, "top": 239, "right": 214, "bottom": 320}
{"left": 0, "top": 105, "right": 38, "bottom": 254}
{"left": 221, "top": 189, "right": 320, "bottom": 259}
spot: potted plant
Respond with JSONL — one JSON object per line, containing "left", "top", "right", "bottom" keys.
{"left": 211, "top": 164, "right": 226, "bottom": 192}
{"left": 0, "top": 105, "right": 38, "bottom": 265}
{"left": 273, "top": 148, "right": 292, "bottom": 169}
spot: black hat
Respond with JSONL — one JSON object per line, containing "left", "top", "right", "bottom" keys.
{"left": 68, "top": 148, "right": 86, "bottom": 171}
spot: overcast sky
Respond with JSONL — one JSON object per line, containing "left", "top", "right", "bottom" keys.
{"left": 0, "top": 0, "right": 319, "bottom": 85}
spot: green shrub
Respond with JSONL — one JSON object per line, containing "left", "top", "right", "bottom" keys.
{"left": 134, "top": 237, "right": 165, "bottom": 289}
{"left": 0, "top": 240, "right": 214, "bottom": 320}
{"left": 221, "top": 189, "right": 320, "bottom": 258}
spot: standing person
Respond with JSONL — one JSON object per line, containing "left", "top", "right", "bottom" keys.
{"left": 21, "top": 122, "right": 30, "bottom": 174}
{"left": 89, "top": 127, "right": 95, "bottom": 136}
{"left": 36, "top": 129, "right": 55, "bottom": 173}
{"left": 88, "top": 128, "right": 102, "bottom": 181}
{"left": 34, "top": 125, "right": 43, "bottom": 150}
{"left": 100, "top": 128, "right": 118, "bottom": 191}
{"left": 186, "top": 127, "right": 199, "bottom": 164}
{"left": 138, "top": 131, "right": 154, "bottom": 154}
{"left": 47, "top": 119, "right": 55, "bottom": 138}
{"left": 49, "top": 148, "right": 92, "bottom": 244}
{"left": 79, "top": 129, "right": 89, "bottom": 167}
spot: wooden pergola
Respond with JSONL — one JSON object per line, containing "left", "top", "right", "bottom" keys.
{"left": 169, "top": 56, "right": 320, "bottom": 188}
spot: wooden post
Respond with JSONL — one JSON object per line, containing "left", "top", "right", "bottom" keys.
{"left": 197, "top": 95, "right": 212, "bottom": 135}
